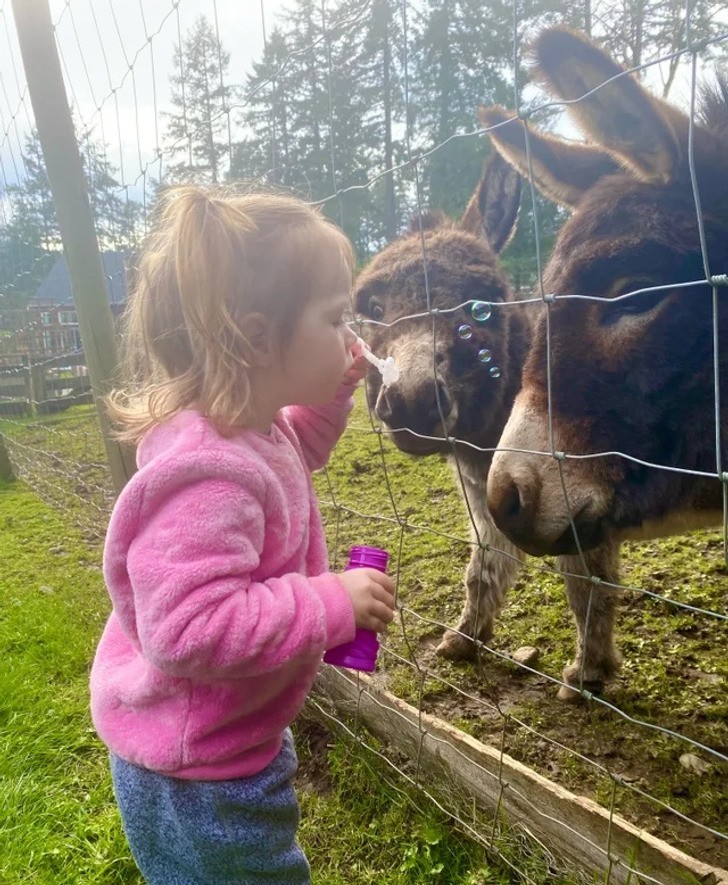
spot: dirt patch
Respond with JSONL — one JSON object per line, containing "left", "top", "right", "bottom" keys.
{"left": 294, "top": 719, "right": 336, "bottom": 796}
{"left": 407, "top": 632, "right": 728, "bottom": 870}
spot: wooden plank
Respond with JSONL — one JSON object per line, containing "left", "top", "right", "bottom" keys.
{"left": 0, "top": 383, "right": 29, "bottom": 398}
{"left": 44, "top": 352, "right": 86, "bottom": 370}
{"left": 44, "top": 378, "right": 90, "bottom": 395}
{"left": 316, "top": 668, "right": 727, "bottom": 885}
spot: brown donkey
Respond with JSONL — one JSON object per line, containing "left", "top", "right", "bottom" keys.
{"left": 354, "top": 154, "right": 535, "bottom": 665}
{"left": 356, "top": 151, "right": 627, "bottom": 699}
{"left": 481, "top": 27, "right": 728, "bottom": 695}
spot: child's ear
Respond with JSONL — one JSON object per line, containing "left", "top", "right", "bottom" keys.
{"left": 242, "top": 313, "right": 275, "bottom": 367}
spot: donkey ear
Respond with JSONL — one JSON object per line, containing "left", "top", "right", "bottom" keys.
{"left": 477, "top": 105, "right": 620, "bottom": 209}
{"left": 458, "top": 151, "right": 521, "bottom": 253}
{"left": 532, "top": 26, "right": 681, "bottom": 183}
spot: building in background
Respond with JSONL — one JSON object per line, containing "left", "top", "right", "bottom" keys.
{"left": 1, "top": 251, "right": 128, "bottom": 359}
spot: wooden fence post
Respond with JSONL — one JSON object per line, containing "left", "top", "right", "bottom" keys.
{"left": 10, "top": 0, "right": 136, "bottom": 494}
{"left": 0, "top": 435, "right": 14, "bottom": 481}
{"left": 21, "top": 355, "right": 36, "bottom": 417}
{"left": 29, "top": 362, "right": 46, "bottom": 415}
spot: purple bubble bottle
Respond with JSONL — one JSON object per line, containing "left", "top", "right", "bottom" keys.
{"left": 323, "top": 545, "right": 390, "bottom": 672}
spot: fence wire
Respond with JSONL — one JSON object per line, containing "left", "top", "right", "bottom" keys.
{"left": 0, "top": 0, "right": 726, "bottom": 881}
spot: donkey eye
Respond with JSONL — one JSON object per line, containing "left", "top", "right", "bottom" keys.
{"left": 369, "top": 300, "right": 385, "bottom": 321}
{"left": 601, "top": 287, "right": 665, "bottom": 326}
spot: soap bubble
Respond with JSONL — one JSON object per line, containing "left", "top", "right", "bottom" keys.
{"left": 457, "top": 324, "right": 473, "bottom": 340}
{"left": 471, "top": 301, "right": 492, "bottom": 322}
{"left": 489, "top": 366, "right": 501, "bottom": 378}
{"left": 477, "top": 348, "right": 492, "bottom": 363}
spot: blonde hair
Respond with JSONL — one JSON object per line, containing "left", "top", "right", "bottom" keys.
{"left": 108, "top": 185, "right": 354, "bottom": 442}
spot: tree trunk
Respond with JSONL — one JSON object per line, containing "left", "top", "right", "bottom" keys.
{"left": 382, "top": 3, "right": 397, "bottom": 240}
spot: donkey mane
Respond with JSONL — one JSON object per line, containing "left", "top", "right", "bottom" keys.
{"left": 408, "top": 209, "right": 449, "bottom": 233}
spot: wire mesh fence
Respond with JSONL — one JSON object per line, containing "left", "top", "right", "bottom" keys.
{"left": 0, "top": 0, "right": 726, "bottom": 881}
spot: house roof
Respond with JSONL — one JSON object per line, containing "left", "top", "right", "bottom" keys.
{"left": 32, "top": 251, "right": 129, "bottom": 307}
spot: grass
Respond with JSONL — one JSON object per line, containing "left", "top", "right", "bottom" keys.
{"left": 0, "top": 477, "right": 545, "bottom": 884}
{"left": 1, "top": 393, "right": 726, "bottom": 877}
{"left": 0, "top": 480, "right": 138, "bottom": 883}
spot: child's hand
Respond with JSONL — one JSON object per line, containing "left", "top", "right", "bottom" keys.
{"left": 343, "top": 337, "right": 371, "bottom": 386}
{"left": 338, "top": 567, "right": 396, "bottom": 633}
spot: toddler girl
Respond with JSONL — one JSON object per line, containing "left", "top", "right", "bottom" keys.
{"left": 90, "top": 186, "right": 396, "bottom": 884}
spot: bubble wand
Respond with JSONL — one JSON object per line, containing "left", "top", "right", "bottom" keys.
{"left": 356, "top": 337, "right": 400, "bottom": 387}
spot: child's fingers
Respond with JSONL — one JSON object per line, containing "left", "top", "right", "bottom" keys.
{"left": 373, "top": 597, "right": 396, "bottom": 622}
{"left": 343, "top": 360, "right": 370, "bottom": 385}
{"left": 351, "top": 355, "right": 371, "bottom": 371}
{"left": 371, "top": 587, "right": 395, "bottom": 615}
{"left": 350, "top": 338, "right": 368, "bottom": 360}
{"left": 366, "top": 582, "right": 396, "bottom": 632}
{"left": 364, "top": 570, "right": 396, "bottom": 601}
{"left": 367, "top": 602, "right": 396, "bottom": 632}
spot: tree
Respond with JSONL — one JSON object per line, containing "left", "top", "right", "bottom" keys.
{"left": 231, "top": 0, "right": 726, "bottom": 259}
{"left": 355, "top": 0, "right": 404, "bottom": 241}
{"left": 80, "top": 134, "right": 144, "bottom": 250}
{"left": 323, "top": 0, "right": 409, "bottom": 251}
{"left": 0, "top": 129, "right": 142, "bottom": 303}
{"left": 0, "top": 230, "right": 54, "bottom": 304}
{"left": 233, "top": 0, "right": 404, "bottom": 256}
{"left": 588, "top": 0, "right": 728, "bottom": 98}
{"left": 409, "top": 0, "right": 517, "bottom": 216}
{"left": 232, "top": 26, "right": 303, "bottom": 189}
{"left": 163, "top": 15, "right": 237, "bottom": 183}
{"left": 5, "top": 132, "right": 59, "bottom": 255}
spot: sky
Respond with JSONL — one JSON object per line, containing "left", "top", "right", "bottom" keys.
{"left": 0, "top": 0, "right": 288, "bottom": 197}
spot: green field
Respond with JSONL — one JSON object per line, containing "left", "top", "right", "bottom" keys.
{"left": 0, "top": 395, "right": 725, "bottom": 879}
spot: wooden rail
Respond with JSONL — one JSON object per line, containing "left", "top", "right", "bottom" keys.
{"left": 0, "top": 353, "right": 91, "bottom": 416}
{"left": 315, "top": 668, "right": 728, "bottom": 885}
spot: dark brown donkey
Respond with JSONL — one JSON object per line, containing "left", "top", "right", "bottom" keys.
{"left": 354, "top": 154, "right": 534, "bottom": 664}
{"left": 355, "top": 152, "right": 627, "bottom": 699}
{"left": 481, "top": 27, "right": 728, "bottom": 694}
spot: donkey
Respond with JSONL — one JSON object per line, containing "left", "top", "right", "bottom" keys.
{"left": 479, "top": 27, "right": 728, "bottom": 695}
{"left": 353, "top": 153, "right": 533, "bottom": 663}
{"left": 355, "top": 152, "right": 629, "bottom": 700}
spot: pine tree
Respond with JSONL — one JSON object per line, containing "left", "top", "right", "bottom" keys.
{"left": 6, "top": 132, "right": 59, "bottom": 254}
{"left": 163, "top": 15, "right": 236, "bottom": 183}
{"left": 79, "top": 134, "right": 144, "bottom": 250}
{"left": 409, "top": 0, "right": 515, "bottom": 216}
{"left": 233, "top": 0, "right": 393, "bottom": 256}
{"left": 232, "top": 27, "right": 299, "bottom": 188}
{"left": 0, "top": 129, "right": 142, "bottom": 303}
{"left": 588, "top": 0, "right": 728, "bottom": 98}
{"left": 353, "top": 0, "right": 407, "bottom": 244}
{"left": 320, "top": 0, "right": 407, "bottom": 252}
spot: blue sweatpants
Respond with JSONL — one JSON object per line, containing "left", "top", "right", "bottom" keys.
{"left": 110, "top": 730, "right": 310, "bottom": 884}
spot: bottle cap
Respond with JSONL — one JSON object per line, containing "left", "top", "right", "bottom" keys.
{"left": 346, "top": 545, "right": 389, "bottom": 573}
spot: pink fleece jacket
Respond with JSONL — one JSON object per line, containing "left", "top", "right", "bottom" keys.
{"left": 90, "top": 387, "right": 357, "bottom": 780}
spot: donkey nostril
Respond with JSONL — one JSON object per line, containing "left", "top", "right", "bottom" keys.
{"left": 501, "top": 481, "right": 522, "bottom": 521}
{"left": 376, "top": 390, "right": 394, "bottom": 424}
